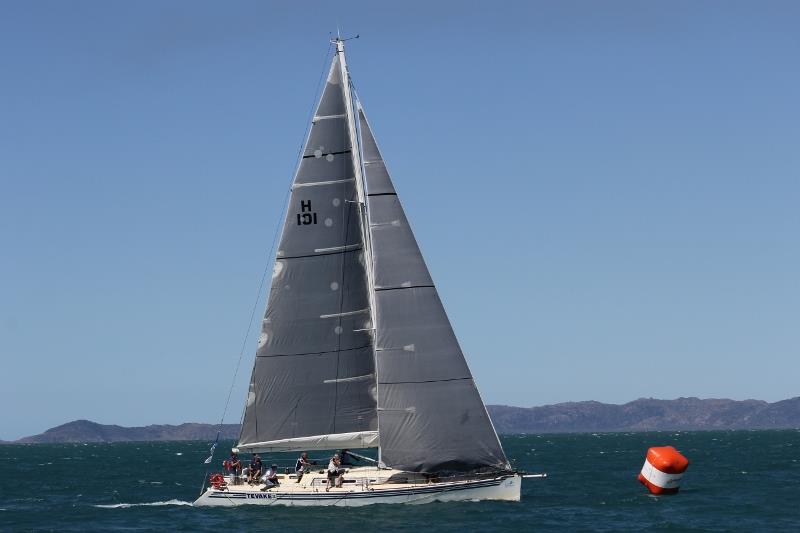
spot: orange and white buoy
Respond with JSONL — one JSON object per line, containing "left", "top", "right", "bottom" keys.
{"left": 638, "top": 446, "right": 689, "bottom": 495}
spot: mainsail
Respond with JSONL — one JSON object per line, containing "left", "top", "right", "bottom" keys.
{"left": 238, "top": 54, "right": 377, "bottom": 452}
{"left": 238, "top": 42, "right": 509, "bottom": 473}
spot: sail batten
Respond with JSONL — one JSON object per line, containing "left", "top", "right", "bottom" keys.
{"left": 293, "top": 178, "right": 355, "bottom": 189}
{"left": 278, "top": 246, "right": 362, "bottom": 261}
{"left": 312, "top": 243, "right": 362, "bottom": 254}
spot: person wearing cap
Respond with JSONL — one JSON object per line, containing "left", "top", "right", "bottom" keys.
{"left": 264, "top": 463, "right": 280, "bottom": 487}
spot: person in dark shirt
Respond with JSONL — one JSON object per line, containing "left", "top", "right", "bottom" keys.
{"left": 248, "top": 454, "right": 263, "bottom": 484}
{"left": 229, "top": 452, "right": 242, "bottom": 484}
{"left": 294, "top": 451, "right": 316, "bottom": 483}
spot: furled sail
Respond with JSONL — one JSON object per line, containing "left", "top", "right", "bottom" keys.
{"left": 238, "top": 55, "right": 377, "bottom": 453}
{"left": 359, "top": 107, "right": 510, "bottom": 473}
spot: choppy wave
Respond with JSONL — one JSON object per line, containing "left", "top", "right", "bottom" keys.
{"left": 94, "top": 499, "right": 192, "bottom": 509}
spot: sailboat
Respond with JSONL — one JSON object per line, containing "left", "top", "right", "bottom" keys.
{"left": 194, "top": 38, "right": 523, "bottom": 507}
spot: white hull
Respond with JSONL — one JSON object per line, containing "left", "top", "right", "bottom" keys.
{"left": 194, "top": 473, "right": 521, "bottom": 507}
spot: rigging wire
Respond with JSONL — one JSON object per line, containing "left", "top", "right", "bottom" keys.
{"left": 199, "top": 42, "right": 335, "bottom": 489}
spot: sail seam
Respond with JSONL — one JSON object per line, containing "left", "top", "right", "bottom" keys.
{"left": 302, "top": 149, "right": 351, "bottom": 159}
{"left": 378, "top": 377, "right": 472, "bottom": 385}
{"left": 257, "top": 343, "right": 373, "bottom": 358}
{"left": 374, "top": 284, "right": 435, "bottom": 291}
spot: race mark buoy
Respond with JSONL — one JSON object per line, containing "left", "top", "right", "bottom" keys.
{"left": 638, "top": 445, "right": 689, "bottom": 495}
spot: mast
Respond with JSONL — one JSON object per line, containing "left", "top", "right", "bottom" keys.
{"left": 334, "top": 38, "right": 381, "bottom": 465}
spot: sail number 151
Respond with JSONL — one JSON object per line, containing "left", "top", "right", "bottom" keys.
{"left": 296, "top": 200, "right": 318, "bottom": 225}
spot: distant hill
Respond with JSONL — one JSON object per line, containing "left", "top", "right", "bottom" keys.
{"left": 7, "top": 397, "right": 799, "bottom": 443}
{"left": 13, "top": 420, "right": 240, "bottom": 444}
{"left": 488, "top": 397, "right": 800, "bottom": 433}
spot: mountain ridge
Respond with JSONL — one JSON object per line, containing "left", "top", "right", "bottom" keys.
{"left": 7, "top": 397, "right": 799, "bottom": 443}
{"left": 12, "top": 420, "right": 241, "bottom": 444}
{"left": 488, "top": 396, "right": 800, "bottom": 433}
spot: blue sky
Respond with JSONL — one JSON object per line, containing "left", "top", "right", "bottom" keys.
{"left": 1, "top": 1, "right": 798, "bottom": 440}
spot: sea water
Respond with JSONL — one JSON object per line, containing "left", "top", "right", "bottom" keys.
{"left": 1, "top": 430, "right": 798, "bottom": 532}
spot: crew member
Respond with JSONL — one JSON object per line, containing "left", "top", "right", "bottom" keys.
{"left": 294, "top": 451, "right": 316, "bottom": 483}
{"left": 326, "top": 454, "right": 344, "bottom": 491}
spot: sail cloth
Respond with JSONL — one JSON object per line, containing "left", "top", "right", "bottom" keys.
{"left": 238, "top": 54, "right": 377, "bottom": 452}
{"left": 359, "top": 108, "right": 510, "bottom": 474}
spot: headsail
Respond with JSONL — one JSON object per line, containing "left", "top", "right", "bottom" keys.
{"left": 359, "top": 107, "right": 510, "bottom": 474}
{"left": 238, "top": 54, "right": 377, "bottom": 453}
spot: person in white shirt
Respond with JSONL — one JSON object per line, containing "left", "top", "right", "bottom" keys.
{"left": 262, "top": 463, "right": 280, "bottom": 488}
{"left": 326, "top": 454, "right": 344, "bottom": 491}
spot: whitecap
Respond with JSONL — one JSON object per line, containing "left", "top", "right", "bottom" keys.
{"left": 175, "top": 452, "right": 183, "bottom": 456}
{"left": 94, "top": 499, "right": 193, "bottom": 509}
